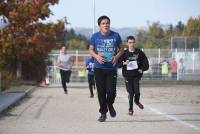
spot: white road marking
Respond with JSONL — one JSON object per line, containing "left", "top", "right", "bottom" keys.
{"left": 148, "top": 106, "right": 200, "bottom": 130}
{"left": 118, "top": 93, "right": 200, "bottom": 131}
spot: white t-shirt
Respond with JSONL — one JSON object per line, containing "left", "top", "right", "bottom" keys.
{"left": 57, "top": 53, "right": 73, "bottom": 71}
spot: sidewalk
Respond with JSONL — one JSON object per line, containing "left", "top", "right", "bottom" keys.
{"left": 0, "top": 85, "right": 36, "bottom": 114}
{"left": 0, "top": 82, "right": 88, "bottom": 114}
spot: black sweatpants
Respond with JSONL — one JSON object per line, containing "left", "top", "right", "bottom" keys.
{"left": 94, "top": 68, "right": 117, "bottom": 114}
{"left": 60, "top": 70, "right": 71, "bottom": 91}
{"left": 88, "top": 74, "right": 95, "bottom": 96}
{"left": 125, "top": 77, "right": 140, "bottom": 110}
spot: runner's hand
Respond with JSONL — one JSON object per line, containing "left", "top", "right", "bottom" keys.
{"left": 112, "top": 56, "right": 118, "bottom": 65}
{"left": 138, "top": 69, "right": 143, "bottom": 74}
{"left": 56, "top": 63, "right": 63, "bottom": 68}
{"left": 123, "top": 60, "right": 129, "bottom": 65}
{"left": 95, "top": 54, "right": 105, "bottom": 64}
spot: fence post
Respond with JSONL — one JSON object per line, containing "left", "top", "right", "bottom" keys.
{"left": 184, "top": 37, "right": 187, "bottom": 51}
{"left": 192, "top": 48, "right": 195, "bottom": 73}
{"left": 176, "top": 48, "right": 179, "bottom": 80}
{"left": 158, "top": 48, "right": 161, "bottom": 63}
{"left": 171, "top": 37, "right": 173, "bottom": 50}
{"left": 199, "top": 36, "right": 200, "bottom": 51}
{"left": 75, "top": 50, "right": 78, "bottom": 68}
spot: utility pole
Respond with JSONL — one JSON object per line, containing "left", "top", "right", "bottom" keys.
{"left": 92, "top": 0, "right": 96, "bottom": 34}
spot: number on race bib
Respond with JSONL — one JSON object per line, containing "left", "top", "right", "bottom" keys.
{"left": 127, "top": 61, "right": 138, "bottom": 70}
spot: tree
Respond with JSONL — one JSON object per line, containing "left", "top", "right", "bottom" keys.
{"left": 67, "top": 39, "right": 89, "bottom": 50}
{"left": 165, "top": 24, "right": 174, "bottom": 36}
{"left": 54, "top": 28, "right": 89, "bottom": 50}
{"left": 184, "top": 16, "right": 200, "bottom": 36}
{"left": 145, "top": 22, "right": 167, "bottom": 48}
{"left": 0, "top": 0, "right": 65, "bottom": 86}
{"left": 148, "top": 22, "right": 164, "bottom": 39}
{"left": 137, "top": 22, "right": 171, "bottom": 49}
{"left": 175, "top": 21, "right": 185, "bottom": 35}
{"left": 136, "top": 17, "right": 199, "bottom": 49}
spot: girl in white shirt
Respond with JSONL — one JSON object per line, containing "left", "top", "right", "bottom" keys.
{"left": 57, "top": 46, "right": 73, "bottom": 94}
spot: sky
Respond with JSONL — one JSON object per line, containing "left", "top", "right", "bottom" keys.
{"left": 46, "top": 0, "right": 200, "bottom": 28}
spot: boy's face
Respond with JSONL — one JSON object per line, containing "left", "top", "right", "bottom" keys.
{"left": 127, "top": 39, "right": 136, "bottom": 48}
{"left": 99, "top": 19, "right": 110, "bottom": 34}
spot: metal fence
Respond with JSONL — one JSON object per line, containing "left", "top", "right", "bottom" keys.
{"left": 47, "top": 49, "right": 200, "bottom": 84}
{"left": 171, "top": 36, "right": 200, "bottom": 49}
{"left": 142, "top": 48, "right": 200, "bottom": 80}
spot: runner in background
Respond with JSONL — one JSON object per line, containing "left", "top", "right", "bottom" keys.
{"left": 56, "top": 46, "right": 73, "bottom": 94}
{"left": 85, "top": 55, "right": 96, "bottom": 98}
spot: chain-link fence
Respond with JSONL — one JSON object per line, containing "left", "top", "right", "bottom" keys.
{"left": 47, "top": 49, "right": 200, "bottom": 84}
{"left": 143, "top": 48, "right": 200, "bottom": 80}
{"left": 171, "top": 36, "right": 200, "bottom": 49}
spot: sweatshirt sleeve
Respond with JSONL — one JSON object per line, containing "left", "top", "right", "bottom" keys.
{"left": 138, "top": 51, "right": 148, "bottom": 71}
{"left": 117, "top": 51, "right": 126, "bottom": 68}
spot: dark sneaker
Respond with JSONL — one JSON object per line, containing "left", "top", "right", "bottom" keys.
{"left": 90, "top": 95, "right": 94, "bottom": 98}
{"left": 98, "top": 114, "right": 106, "bottom": 122}
{"left": 108, "top": 105, "right": 116, "bottom": 118}
{"left": 64, "top": 90, "right": 68, "bottom": 94}
{"left": 137, "top": 103, "right": 144, "bottom": 109}
{"left": 128, "top": 110, "right": 134, "bottom": 116}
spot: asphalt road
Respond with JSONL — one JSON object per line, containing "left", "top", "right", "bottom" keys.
{"left": 0, "top": 84, "right": 200, "bottom": 134}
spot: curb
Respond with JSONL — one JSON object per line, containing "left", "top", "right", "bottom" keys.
{"left": 0, "top": 86, "right": 36, "bottom": 114}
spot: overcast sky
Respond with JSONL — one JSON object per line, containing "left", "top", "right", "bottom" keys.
{"left": 46, "top": 0, "right": 200, "bottom": 28}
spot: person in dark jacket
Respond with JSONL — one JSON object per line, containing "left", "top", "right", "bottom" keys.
{"left": 118, "top": 35, "right": 149, "bottom": 116}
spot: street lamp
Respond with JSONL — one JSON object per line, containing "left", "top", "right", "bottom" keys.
{"left": 92, "top": 0, "right": 96, "bottom": 34}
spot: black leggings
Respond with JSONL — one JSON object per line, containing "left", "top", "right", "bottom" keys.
{"left": 125, "top": 77, "right": 140, "bottom": 110}
{"left": 94, "top": 68, "right": 117, "bottom": 114}
{"left": 88, "top": 75, "right": 95, "bottom": 96}
{"left": 60, "top": 70, "right": 71, "bottom": 91}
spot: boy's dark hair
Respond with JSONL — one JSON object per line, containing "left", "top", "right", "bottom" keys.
{"left": 61, "top": 45, "right": 65, "bottom": 48}
{"left": 97, "top": 15, "right": 110, "bottom": 26}
{"left": 126, "top": 36, "right": 135, "bottom": 42}
{"left": 61, "top": 45, "right": 67, "bottom": 49}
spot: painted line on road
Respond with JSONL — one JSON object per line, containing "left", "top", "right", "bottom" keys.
{"left": 118, "top": 93, "right": 200, "bottom": 131}
{"left": 147, "top": 106, "right": 200, "bottom": 131}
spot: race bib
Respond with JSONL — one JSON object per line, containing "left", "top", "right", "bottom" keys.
{"left": 127, "top": 61, "right": 138, "bottom": 70}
